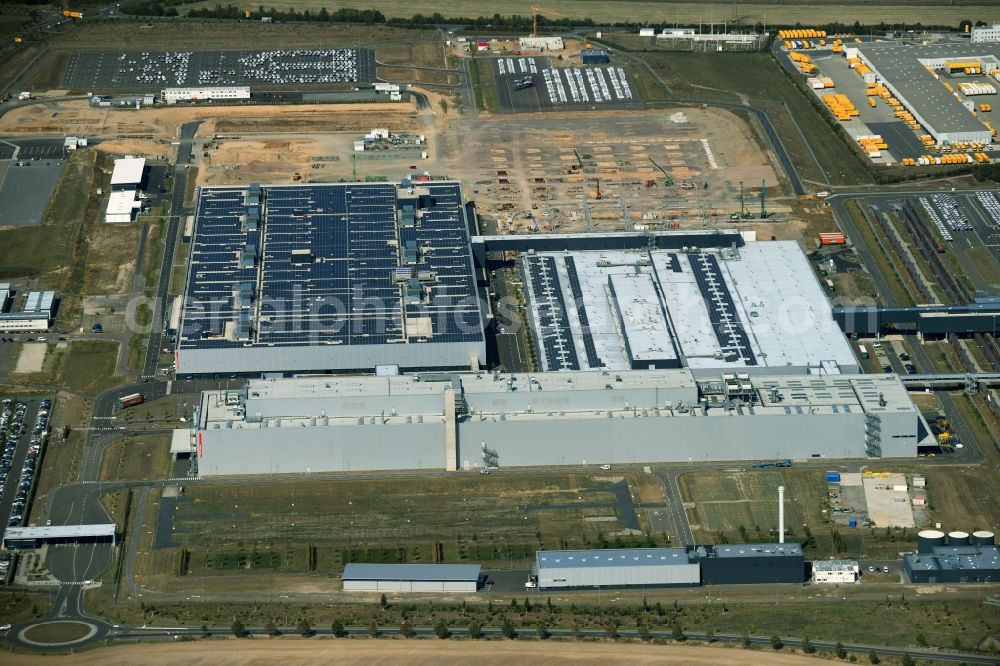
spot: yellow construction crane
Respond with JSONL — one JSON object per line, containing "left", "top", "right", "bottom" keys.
{"left": 531, "top": 5, "right": 566, "bottom": 38}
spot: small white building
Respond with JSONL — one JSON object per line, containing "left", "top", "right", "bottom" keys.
{"left": 813, "top": 560, "right": 859, "bottom": 584}
{"left": 518, "top": 36, "right": 564, "bottom": 51}
{"left": 105, "top": 189, "right": 141, "bottom": 223}
{"left": 0, "top": 291, "right": 56, "bottom": 332}
{"left": 161, "top": 87, "right": 251, "bottom": 105}
{"left": 110, "top": 157, "right": 146, "bottom": 190}
{"left": 972, "top": 23, "right": 1000, "bottom": 43}
{"left": 342, "top": 563, "right": 481, "bottom": 592}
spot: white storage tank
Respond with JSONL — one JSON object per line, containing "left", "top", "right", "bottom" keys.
{"left": 948, "top": 530, "right": 970, "bottom": 545}
{"left": 971, "top": 530, "right": 995, "bottom": 546}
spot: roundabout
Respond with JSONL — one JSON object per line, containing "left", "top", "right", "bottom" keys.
{"left": 17, "top": 620, "right": 100, "bottom": 647}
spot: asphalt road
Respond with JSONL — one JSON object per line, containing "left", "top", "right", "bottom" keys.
{"left": 141, "top": 121, "right": 198, "bottom": 381}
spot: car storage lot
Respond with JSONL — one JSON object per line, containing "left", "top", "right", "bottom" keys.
{"left": 0, "top": 397, "right": 50, "bottom": 542}
{"left": 491, "top": 56, "right": 641, "bottom": 113}
{"left": 61, "top": 48, "right": 376, "bottom": 90}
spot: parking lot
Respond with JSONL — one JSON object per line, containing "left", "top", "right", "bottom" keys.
{"left": 491, "top": 56, "right": 641, "bottom": 113}
{"left": 0, "top": 158, "right": 65, "bottom": 227}
{"left": 0, "top": 397, "right": 51, "bottom": 539}
{"left": 61, "top": 48, "right": 377, "bottom": 89}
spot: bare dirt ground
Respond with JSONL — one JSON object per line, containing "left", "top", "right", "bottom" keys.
{"left": 4, "top": 639, "right": 831, "bottom": 665}
{"left": 12, "top": 343, "right": 46, "bottom": 374}
{"left": 436, "top": 106, "right": 789, "bottom": 234}
{"left": 0, "top": 100, "right": 418, "bottom": 140}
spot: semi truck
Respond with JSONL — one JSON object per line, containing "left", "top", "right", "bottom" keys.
{"left": 117, "top": 393, "right": 143, "bottom": 409}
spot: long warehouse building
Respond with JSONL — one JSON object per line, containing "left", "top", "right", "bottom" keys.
{"left": 176, "top": 181, "right": 485, "bottom": 376}
{"left": 520, "top": 242, "right": 860, "bottom": 377}
{"left": 854, "top": 42, "right": 1000, "bottom": 145}
{"left": 532, "top": 544, "right": 805, "bottom": 590}
{"left": 189, "top": 369, "right": 929, "bottom": 476}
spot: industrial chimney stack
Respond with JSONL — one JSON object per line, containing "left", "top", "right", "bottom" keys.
{"left": 778, "top": 485, "right": 785, "bottom": 544}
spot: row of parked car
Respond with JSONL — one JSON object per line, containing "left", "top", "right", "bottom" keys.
{"left": 2, "top": 398, "right": 50, "bottom": 528}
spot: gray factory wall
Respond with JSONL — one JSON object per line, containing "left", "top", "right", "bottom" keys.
{"left": 198, "top": 422, "right": 446, "bottom": 475}
{"left": 245, "top": 393, "right": 445, "bottom": 420}
{"left": 458, "top": 413, "right": 871, "bottom": 467}
{"left": 538, "top": 563, "right": 700, "bottom": 589}
{"left": 464, "top": 386, "right": 699, "bottom": 414}
{"left": 876, "top": 410, "right": 922, "bottom": 457}
{"left": 177, "top": 340, "right": 484, "bottom": 376}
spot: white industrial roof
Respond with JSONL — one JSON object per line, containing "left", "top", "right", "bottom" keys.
{"left": 4, "top": 524, "right": 115, "bottom": 539}
{"left": 814, "top": 559, "right": 858, "bottom": 572}
{"left": 110, "top": 157, "right": 146, "bottom": 186}
{"left": 107, "top": 189, "right": 139, "bottom": 216}
{"left": 608, "top": 272, "right": 677, "bottom": 365}
{"left": 531, "top": 243, "right": 857, "bottom": 374}
{"left": 198, "top": 369, "right": 915, "bottom": 430}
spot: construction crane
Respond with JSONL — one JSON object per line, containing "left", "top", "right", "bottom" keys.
{"left": 531, "top": 5, "right": 566, "bottom": 38}
{"left": 648, "top": 158, "right": 674, "bottom": 186}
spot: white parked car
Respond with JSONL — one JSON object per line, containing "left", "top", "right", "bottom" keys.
{"left": 600, "top": 464, "right": 611, "bottom": 470}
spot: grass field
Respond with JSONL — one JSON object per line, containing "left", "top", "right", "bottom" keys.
{"left": 181, "top": 1, "right": 1000, "bottom": 27}
{"left": 679, "top": 468, "right": 927, "bottom": 559}
{"left": 0, "top": 150, "right": 94, "bottom": 283}
{"left": 60, "top": 20, "right": 440, "bottom": 50}
{"left": 637, "top": 52, "right": 873, "bottom": 187}
{"left": 99, "top": 434, "right": 172, "bottom": 482}
{"left": 10, "top": 341, "right": 122, "bottom": 396}
{"left": 131, "top": 473, "right": 663, "bottom": 587}
{"left": 82, "top": 223, "right": 142, "bottom": 295}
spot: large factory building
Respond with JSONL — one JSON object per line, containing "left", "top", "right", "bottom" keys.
{"left": 190, "top": 369, "right": 928, "bottom": 476}
{"left": 176, "top": 182, "right": 485, "bottom": 376}
{"left": 532, "top": 544, "right": 804, "bottom": 590}
{"left": 521, "top": 242, "right": 860, "bottom": 377}
{"left": 854, "top": 42, "right": 1000, "bottom": 145}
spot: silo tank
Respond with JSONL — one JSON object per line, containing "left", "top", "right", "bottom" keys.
{"left": 948, "top": 531, "right": 970, "bottom": 545}
{"left": 917, "top": 529, "right": 946, "bottom": 553}
{"left": 971, "top": 530, "right": 995, "bottom": 546}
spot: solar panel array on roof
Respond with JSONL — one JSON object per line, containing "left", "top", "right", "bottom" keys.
{"left": 563, "top": 256, "right": 602, "bottom": 368}
{"left": 178, "top": 182, "right": 481, "bottom": 358}
{"left": 524, "top": 255, "right": 579, "bottom": 371}
{"left": 688, "top": 254, "right": 756, "bottom": 365}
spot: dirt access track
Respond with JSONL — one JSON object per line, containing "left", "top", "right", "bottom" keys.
{"left": 0, "top": 99, "right": 419, "bottom": 141}
{"left": 5, "top": 639, "right": 831, "bottom": 665}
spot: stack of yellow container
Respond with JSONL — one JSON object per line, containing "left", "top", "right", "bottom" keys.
{"left": 974, "top": 152, "right": 991, "bottom": 163}
{"left": 980, "top": 103, "right": 992, "bottom": 112}
{"left": 778, "top": 29, "right": 827, "bottom": 39}
{"left": 832, "top": 38, "right": 844, "bottom": 54}
{"left": 824, "top": 93, "right": 858, "bottom": 120}
{"left": 900, "top": 158, "right": 917, "bottom": 166}
{"left": 857, "top": 135, "right": 888, "bottom": 155}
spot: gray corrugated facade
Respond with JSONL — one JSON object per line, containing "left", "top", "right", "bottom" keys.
{"left": 194, "top": 370, "right": 925, "bottom": 476}
{"left": 342, "top": 563, "right": 481, "bottom": 592}
{"left": 532, "top": 545, "right": 804, "bottom": 589}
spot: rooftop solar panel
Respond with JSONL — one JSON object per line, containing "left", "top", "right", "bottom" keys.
{"left": 178, "top": 182, "right": 484, "bottom": 364}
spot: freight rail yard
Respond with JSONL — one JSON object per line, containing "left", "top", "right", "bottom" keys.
{"left": 0, "top": 9, "right": 999, "bottom": 662}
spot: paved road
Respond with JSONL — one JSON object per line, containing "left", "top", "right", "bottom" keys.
{"left": 141, "top": 122, "right": 199, "bottom": 381}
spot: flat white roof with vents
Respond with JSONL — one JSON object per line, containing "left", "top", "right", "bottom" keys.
{"left": 110, "top": 157, "right": 146, "bottom": 186}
